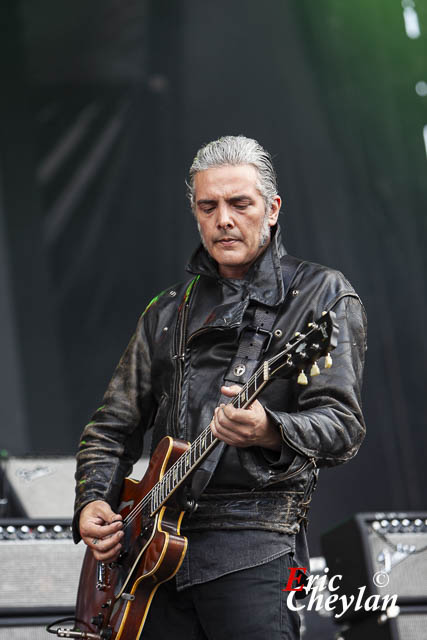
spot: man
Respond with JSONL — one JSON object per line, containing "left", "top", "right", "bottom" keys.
{"left": 74, "top": 135, "right": 367, "bottom": 639}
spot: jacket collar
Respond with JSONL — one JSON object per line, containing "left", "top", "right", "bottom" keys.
{"left": 186, "top": 225, "right": 287, "bottom": 307}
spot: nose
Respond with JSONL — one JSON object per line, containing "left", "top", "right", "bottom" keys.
{"left": 216, "top": 203, "right": 234, "bottom": 229}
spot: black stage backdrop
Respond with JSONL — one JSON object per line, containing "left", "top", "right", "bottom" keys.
{"left": 0, "top": 0, "right": 426, "bottom": 553}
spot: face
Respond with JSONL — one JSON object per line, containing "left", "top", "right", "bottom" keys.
{"left": 194, "top": 164, "right": 281, "bottom": 278}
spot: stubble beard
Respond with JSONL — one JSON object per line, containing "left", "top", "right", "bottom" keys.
{"left": 197, "top": 211, "right": 270, "bottom": 254}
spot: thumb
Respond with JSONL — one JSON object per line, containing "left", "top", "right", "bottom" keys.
{"left": 83, "top": 500, "right": 122, "bottom": 524}
{"left": 97, "top": 501, "right": 122, "bottom": 523}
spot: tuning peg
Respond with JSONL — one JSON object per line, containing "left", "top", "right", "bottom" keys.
{"left": 310, "top": 362, "right": 320, "bottom": 376}
{"left": 325, "top": 353, "right": 333, "bottom": 369}
{"left": 297, "top": 370, "right": 308, "bottom": 385}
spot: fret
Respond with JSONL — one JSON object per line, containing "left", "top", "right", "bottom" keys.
{"left": 247, "top": 380, "right": 255, "bottom": 401}
{"left": 207, "top": 429, "right": 213, "bottom": 448}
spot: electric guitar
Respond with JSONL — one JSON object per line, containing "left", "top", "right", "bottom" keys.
{"left": 65, "top": 311, "right": 338, "bottom": 640}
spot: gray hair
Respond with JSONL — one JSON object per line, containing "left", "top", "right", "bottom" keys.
{"left": 187, "top": 135, "right": 278, "bottom": 213}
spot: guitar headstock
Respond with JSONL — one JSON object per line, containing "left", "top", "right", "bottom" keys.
{"left": 267, "top": 311, "right": 339, "bottom": 384}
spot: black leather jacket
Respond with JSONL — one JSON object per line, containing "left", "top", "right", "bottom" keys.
{"left": 74, "top": 227, "right": 367, "bottom": 540}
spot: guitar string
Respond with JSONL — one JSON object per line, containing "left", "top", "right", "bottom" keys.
{"left": 120, "top": 325, "right": 323, "bottom": 531}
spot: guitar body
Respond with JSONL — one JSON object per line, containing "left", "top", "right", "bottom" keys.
{"left": 75, "top": 436, "right": 190, "bottom": 640}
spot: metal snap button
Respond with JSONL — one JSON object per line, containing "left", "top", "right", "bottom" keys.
{"left": 233, "top": 364, "right": 246, "bottom": 377}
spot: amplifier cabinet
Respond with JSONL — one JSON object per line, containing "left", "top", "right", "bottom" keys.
{"left": 2, "top": 456, "right": 148, "bottom": 519}
{"left": 0, "top": 615, "right": 67, "bottom": 640}
{"left": 321, "top": 512, "right": 427, "bottom": 620}
{"left": 338, "top": 606, "right": 427, "bottom": 640}
{"left": 0, "top": 518, "right": 85, "bottom": 614}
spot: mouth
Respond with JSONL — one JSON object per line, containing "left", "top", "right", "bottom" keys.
{"left": 215, "top": 237, "right": 240, "bottom": 246}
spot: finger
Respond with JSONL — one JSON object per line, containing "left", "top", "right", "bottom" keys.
{"left": 92, "top": 540, "right": 123, "bottom": 562}
{"left": 211, "top": 409, "right": 252, "bottom": 446}
{"left": 87, "top": 528, "right": 124, "bottom": 552}
{"left": 220, "top": 384, "right": 242, "bottom": 397}
{"left": 89, "top": 500, "right": 123, "bottom": 524}
{"left": 80, "top": 504, "right": 123, "bottom": 540}
{"left": 81, "top": 517, "right": 123, "bottom": 539}
{"left": 220, "top": 403, "right": 257, "bottom": 425}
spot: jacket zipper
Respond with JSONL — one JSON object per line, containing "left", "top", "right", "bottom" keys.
{"left": 273, "top": 428, "right": 316, "bottom": 481}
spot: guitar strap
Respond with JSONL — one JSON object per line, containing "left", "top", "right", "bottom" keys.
{"left": 188, "top": 254, "right": 302, "bottom": 506}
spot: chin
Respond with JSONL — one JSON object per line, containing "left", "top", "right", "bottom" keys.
{"left": 213, "top": 250, "right": 244, "bottom": 266}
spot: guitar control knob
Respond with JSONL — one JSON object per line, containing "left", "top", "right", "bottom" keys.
{"left": 91, "top": 614, "right": 104, "bottom": 628}
{"left": 100, "top": 627, "right": 113, "bottom": 639}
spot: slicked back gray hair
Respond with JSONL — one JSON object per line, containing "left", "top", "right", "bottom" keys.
{"left": 188, "top": 135, "right": 278, "bottom": 213}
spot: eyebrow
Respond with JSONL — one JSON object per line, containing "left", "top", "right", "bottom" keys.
{"left": 196, "top": 195, "right": 254, "bottom": 206}
{"left": 228, "top": 195, "right": 253, "bottom": 204}
{"left": 196, "top": 199, "right": 217, "bottom": 206}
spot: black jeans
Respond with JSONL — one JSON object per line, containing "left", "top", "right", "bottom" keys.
{"left": 142, "top": 553, "right": 301, "bottom": 640}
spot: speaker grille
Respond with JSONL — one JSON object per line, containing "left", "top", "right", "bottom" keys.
{"left": 0, "top": 539, "right": 85, "bottom": 609}
{"left": 341, "top": 608, "right": 427, "bottom": 640}
{"left": 0, "top": 625, "right": 51, "bottom": 639}
{"left": 396, "top": 612, "right": 427, "bottom": 639}
{"left": 368, "top": 531, "right": 427, "bottom": 598}
{"left": 0, "top": 520, "right": 85, "bottom": 612}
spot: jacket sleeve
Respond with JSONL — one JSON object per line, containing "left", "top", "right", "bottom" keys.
{"left": 266, "top": 294, "right": 367, "bottom": 467}
{"left": 73, "top": 311, "right": 155, "bottom": 541}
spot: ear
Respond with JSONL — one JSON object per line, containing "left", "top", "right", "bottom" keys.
{"left": 268, "top": 195, "right": 281, "bottom": 227}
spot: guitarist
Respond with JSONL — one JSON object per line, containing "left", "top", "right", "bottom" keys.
{"left": 74, "top": 135, "right": 367, "bottom": 639}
